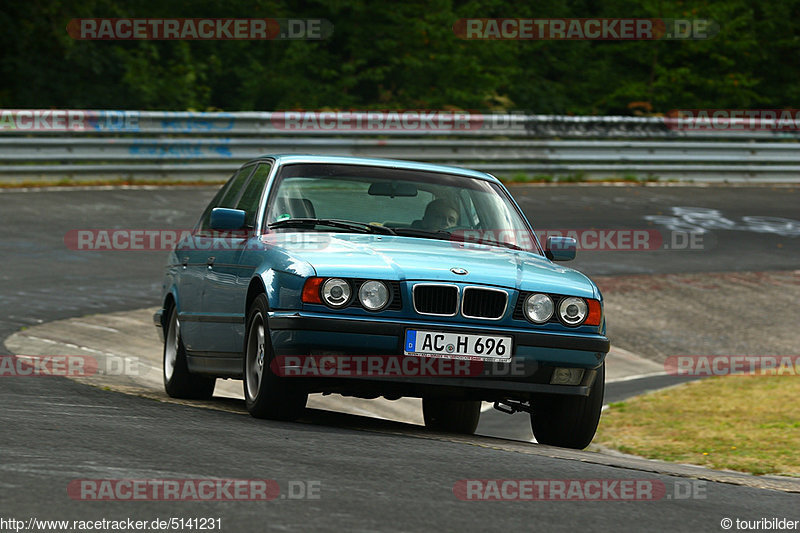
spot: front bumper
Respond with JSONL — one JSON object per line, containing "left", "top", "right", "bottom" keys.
{"left": 268, "top": 311, "right": 609, "bottom": 399}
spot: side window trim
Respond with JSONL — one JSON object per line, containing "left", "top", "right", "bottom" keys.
{"left": 235, "top": 161, "right": 273, "bottom": 229}
{"left": 257, "top": 160, "right": 281, "bottom": 234}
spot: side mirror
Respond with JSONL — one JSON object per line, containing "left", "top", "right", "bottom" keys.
{"left": 545, "top": 236, "right": 577, "bottom": 261}
{"left": 210, "top": 208, "right": 246, "bottom": 231}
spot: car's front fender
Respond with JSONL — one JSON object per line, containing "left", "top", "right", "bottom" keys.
{"left": 255, "top": 268, "right": 314, "bottom": 311}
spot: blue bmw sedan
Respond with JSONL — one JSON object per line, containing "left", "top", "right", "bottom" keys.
{"left": 154, "top": 155, "right": 609, "bottom": 449}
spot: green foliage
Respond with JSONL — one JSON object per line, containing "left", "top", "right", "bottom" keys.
{"left": 1, "top": 0, "right": 797, "bottom": 112}
{"left": 558, "top": 173, "right": 586, "bottom": 182}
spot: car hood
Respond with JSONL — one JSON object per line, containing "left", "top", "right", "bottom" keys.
{"left": 265, "top": 233, "right": 597, "bottom": 298}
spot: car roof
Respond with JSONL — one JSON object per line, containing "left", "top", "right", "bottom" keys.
{"left": 257, "top": 154, "right": 500, "bottom": 183}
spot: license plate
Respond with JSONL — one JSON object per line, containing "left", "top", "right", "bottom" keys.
{"left": 404, "top": 330, "right": 512, "bottom": 362}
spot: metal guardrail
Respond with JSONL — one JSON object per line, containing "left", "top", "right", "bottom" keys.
{"left": 1, "top": 111, "right": 799, "bottom": 182}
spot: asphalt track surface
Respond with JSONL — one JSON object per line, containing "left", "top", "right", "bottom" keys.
{"left": 1, "top": 184, "right": 798, "bottom": 531}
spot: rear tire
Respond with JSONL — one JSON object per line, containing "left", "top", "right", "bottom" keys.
{"left": 422, "top": 398, "right": 481, "bottom": 434}
{"left": 163, "top": 306, "right": 215, "bottom": 400}
{"left": 529, "top": 363, "right": 605, "bottom": 449}
{"left": 243, "top": 294, "right": 307, "bottom": 420}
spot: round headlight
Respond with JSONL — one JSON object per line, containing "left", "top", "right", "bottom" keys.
{"left": 358, "top": 280, "right": 390, "bottom": 311}
{"left": 558, "top": 297, "right": 588, "bottom": 326}
{"left": 321, "top": 278, "right": 351, "bottom": 308}
{"left": 523, "top": 293, "right": 554, "bottom": 323}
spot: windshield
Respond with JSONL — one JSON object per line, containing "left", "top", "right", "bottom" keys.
{"left": 264, "top": 163, "right": 540, "bottom": 253}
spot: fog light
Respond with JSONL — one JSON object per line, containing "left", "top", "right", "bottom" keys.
{"left": 550, "top": 367, "right": 585, "bottom": 385}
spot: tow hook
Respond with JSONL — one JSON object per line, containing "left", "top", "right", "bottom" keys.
{"left": 493, "top": 400, "right": 533, "bottom": 415}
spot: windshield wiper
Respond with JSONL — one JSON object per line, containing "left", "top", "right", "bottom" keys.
{"left": 268, "top": 218, "right": 396, "bottom": 235}
{"left": 473, "top": 238, "right": 525, "bottom": 251}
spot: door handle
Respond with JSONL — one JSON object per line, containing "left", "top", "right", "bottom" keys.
{"left": 207, "top": 256, "right": 215, "bottom": 268}
{"left": 181, "top": 256, "right": 189, "bottom": 268}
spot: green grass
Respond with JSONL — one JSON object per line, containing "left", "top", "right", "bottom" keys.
{"left": 595, "top": 375, "right": 800, "bottom": 476}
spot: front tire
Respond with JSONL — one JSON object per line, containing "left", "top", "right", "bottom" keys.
{"left": 243, "top": 294, "right": 307, "bottom": 420}
{"left": 530, "top": 363, "right": 605, "bottom": 449}
{"left": 422, "top": 398, "right": 481, "bottom": 434}
{"left": 163, "top": 306, "right": 215, "bottom": 400}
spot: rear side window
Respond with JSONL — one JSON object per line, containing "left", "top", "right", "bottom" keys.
{"left": 236, "top": 162, "right": 272, "bottom": 228}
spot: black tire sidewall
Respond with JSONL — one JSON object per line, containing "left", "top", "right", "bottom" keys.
{"left": 242, "top": 293, "right": 306, "bottom": 419}
{"left": 423, "top": 398, "right": 481, "bottom": 434}
{"left": 244, "top": 294, "right": 271, "bottom": 410}
{"left": 163, "top": 305, "right": 189, "bottom": 394}
{"left": 163, "top": 304, "right": 215, "bottom": 400}
{"left": 531, "top": 363, "right": 605, "bottom": 449}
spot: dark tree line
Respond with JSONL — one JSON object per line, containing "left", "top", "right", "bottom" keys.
{"left": 1, "top": 0, "right": 798, "bottom": 113}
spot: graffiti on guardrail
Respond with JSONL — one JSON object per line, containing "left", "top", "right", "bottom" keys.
{"left": 128, "top": 140, "right": 233, "bottom": 158}
{"left": 521, "top": 116, "right": 674, "bottom": 138}
{"left": 158, "top": 111, "right": 237, "bottom": 132}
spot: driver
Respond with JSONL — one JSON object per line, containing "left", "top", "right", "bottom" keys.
{"left": 421, "top": 199, "right": 459, "bottom": 231}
